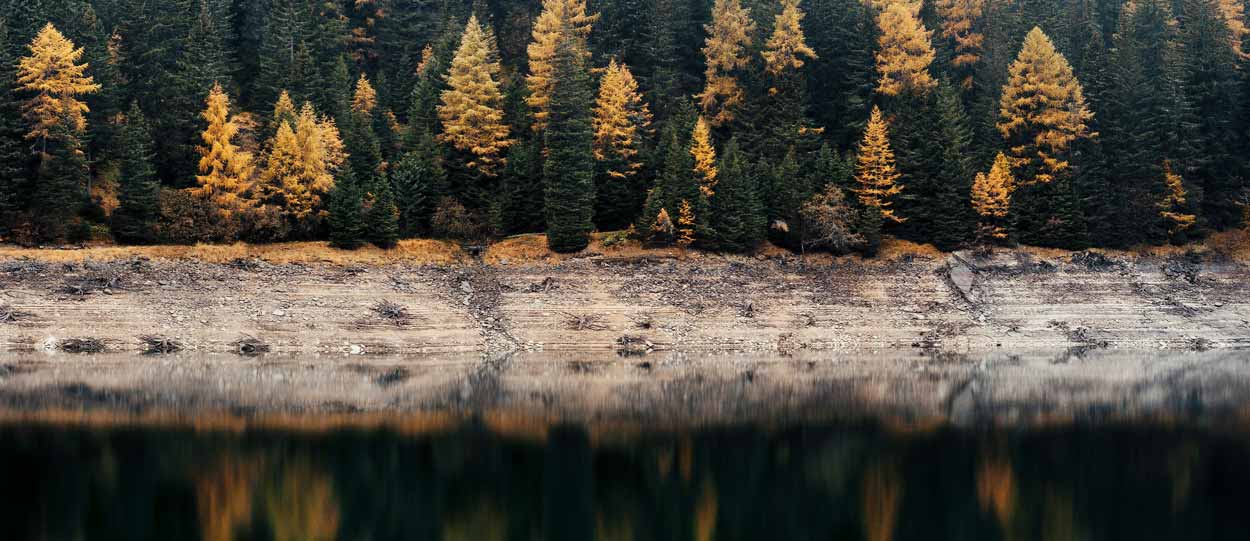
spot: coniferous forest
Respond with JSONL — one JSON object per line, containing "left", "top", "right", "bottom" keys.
{"left": 0, "top": 0, "right": 1248, "bottom": 254}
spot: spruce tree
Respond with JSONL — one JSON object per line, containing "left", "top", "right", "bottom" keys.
{"left": 162, "top": 0, "right": 233, "bottom": 183}
{"left": 365, "top": 174, "right": 401, "bottom": 248}
{"left": 112, "top": 102, "right": 161, "bottom": 244}
{"left": 391, "top": 130, "right": 446, "bottom": 237}
{"left": 0, "top": 21, "right": 29, "bottom": 237}
{"left": 328, "top": 166, "right": 366, "bottom": 249}
{"left": 527, "top": 0, "right": 598, "bottom": 133}
{"left": 34, "top": 115, "right": 90, "bottom": 242}
{"left": 709, "top": 138, "right": 765, "bottom": 252}
{"left": 805, "top": 0, "right": 877, "bottom": 149}
{"left": 543, "top": 36, "right": 597, "bottom": 253}
{"left": 501, "top": 139, "right": 547, "bottom": 235}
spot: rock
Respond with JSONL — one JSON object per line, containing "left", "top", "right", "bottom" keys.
{"left": 349, "top": 344, "right": 364, "bottom": 355}
{"left": 272, "top": 309, "right": 286, "bottom": 317}
{"left": 459, "top": 281, "right": 474, "bottom": 294}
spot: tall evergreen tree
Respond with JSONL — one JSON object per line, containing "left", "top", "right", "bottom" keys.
{"left": 112, "top": 103, "right": 161, "bottom": 244}
{"left": 592, "top": 60, "right": 653, "bottom": 230}
{"left": 33, "top": 114, "right": 90, "bottom": 242}
{"left": 528, "top": 0, "right": 598, "bottom": 133}
{"left": 391, "top": 129, "right": 446, "bottom": 237}
{"left": 0, "top": 20, "right": 30, "bottom": 237}
{"left": 543, "top": 36, "right": 597, "bottom": 253}
{"left": 327, "top": 164, "right": 366, "bottom": 249}
{"left": 709, "top": 138, "right": 765, "bottom": 251}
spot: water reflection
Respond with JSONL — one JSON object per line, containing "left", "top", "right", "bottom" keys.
{"left": 2, "top": 422, "right": 1249, "bottom": 540}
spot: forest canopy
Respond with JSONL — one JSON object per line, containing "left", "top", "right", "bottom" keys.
{"left": 0, "top": 0, "right": 1247, "bottom": 254}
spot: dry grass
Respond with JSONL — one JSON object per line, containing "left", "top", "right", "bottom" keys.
{"left": 0, "top": 239, "right": 465, "bottom": 265}
{"left": 875, "top": 238, "right": 947, "bottom": 261}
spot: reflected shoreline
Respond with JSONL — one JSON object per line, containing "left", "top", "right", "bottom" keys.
{"left": 3, "top": 349, "right": 1250, "bottom": 432}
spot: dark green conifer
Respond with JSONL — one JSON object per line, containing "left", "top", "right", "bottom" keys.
{"left": 543, "top": 36, "right": 597, "bottom": 253}
{"left": 111, "top": 103, "right": 161, "bottom": 244}
{"left": 709, "top": 138, "right": 765, "bottom": 252}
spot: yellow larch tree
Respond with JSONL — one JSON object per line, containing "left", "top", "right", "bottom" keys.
{"left": 1218, "top": 0, "right": 1250, "bottom": 58}
{"left": 438, "top": 15, "right": 513, "bottom": 177}
{"left": 1158, "top": 160, "right": 1197, "bottom": 235}
{"left": 874, "top": 0, "right": 938, "bottom": 97}
{"left": 854, "top": 106, "right": 905, "bottom": 223}
{"left": 351, "top": 74, "right": 377, "bottom": 115}
{"left": 592, "top": 60, "right": 652, "bottom": 177}
{"left": 273, "top": 90, "right": 297, "bottom": 129}
{"left": 194, "top": 82, "right": 255, "bottom": 213}
{"left": 17, "top": 23, "right": 101, "bottom": 144}
{"left": 651, "top": 207, "right": 675, "bottom": 243}
{"left": 690, "top": 116, "right": 718, "bottom": 197}
{"left": 970, "top": 152, "right": 1016, "bottom": 240}
{"left": 526, "top": 0, "right": 598, "bottom": 132}
{"left": 934, "top": 0, "right": 986, "bottom": 88}
{"left": 260, "top": 103, "right": 343, "bottom": 223}
{"left": 762, "top": 0, "right": 818, "bottom": 76}
{"left": 997, "top": 27, "right": 1093, "bottom": 184}
{"left": 260, "top": 121, "right": 302, "bottom": 203}
{"left": 677, "top": 200, "right": 697, "bottom": 250}
{"left": 698, "top": 0, "right": 755, "bottom": 125}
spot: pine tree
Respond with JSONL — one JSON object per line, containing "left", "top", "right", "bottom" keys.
{"left": 874, "top": 0, "right": 938, "bottom": 97}
{"left": 327, "top": 165, "right": 366, "bottom": 249}
{"left": 709, "top": 138, "right": 766, "bottom": 251}
{"left": 891, "top": 83, "right": 975, "bottom": 250}
{"left": 111, "top": 102, "right": 162, "bottom": 244}
{"left": 592, "top": 60, "right": 652, "bottom": 231}
{"left": 690, "top": 116, "right": 718, "bottom": 197}
{"left": 193, "top": 83, "right": 255, "bottom": 214}
{"left": 527, "top": 0, "right": 598, "bottom": 132}
{"left": 438, "top": 16, "right": 512, "bottom": 180}
{"left": 33, "top": 114, "right": 90, "bottom": 242}
{"left": 699, "top": 0, "right": 756, "bottom": 126}
{"left": 641, "top": 123, "right": 702, "bottom": 243}
{"left": 17, "top": 23, "right": 101, "bottom": 148}
{"left": 543, "top": 35, "right": 597, "bottom": 253}
{"left": 854, "top": 106, "right": 905, "bottom": 224}
{"left": 1179, "top": 0, "right": 1246, "bottom": 229}
{"left": 997, "top": 27, "right": 1093, "bottom": 185}
{"left": 352, "top": 74, "right": 378, "bottom": 116}
{"left": 935, "top": 0, "right": 986, "bottom": 89}
{"left": 744, "top": 0, "right": 822, "bottom": 164}
{"left": 805, "top": 0, "right": 877, "bottom": 149}
{"left": 162, "top": 0, "right": 233, "bottom": 184}
{"left": 767, "top": 147, "right": 808, "bottom": 246}
{"left": 365, "top": 174, "right": 401, "bottom": 248}
{"left": 0, "top": 21, "right": 29, "bottom": 237}
{"left": 253, "top": 0, "right": 314, "bottom": 112}
{"left": 971, "top": 152, "right": 1015, "bottom": 242}
{"left": 391, "top": 130, "right": 446, "bottom": 237}
{"left": 502, "top": 138, "right": 547, "bottom": 234}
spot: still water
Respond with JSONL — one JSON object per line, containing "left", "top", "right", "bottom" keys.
{"left": 3, "top": 420, "right": 1250, "bottom": 540}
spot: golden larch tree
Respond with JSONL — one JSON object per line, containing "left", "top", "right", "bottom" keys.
{"left": 592, "top": 60, "right": 652, "bottom": 177}
{"left": 934, "top": 0, "right": 986, "bottom": 87}
{"left": 651, "top": 207, "right": 675, "bottom": 243}
{"left": 261, "top": 121, "right": 302, "bottom": 202}
{"left": 874, "top": 0, "right": 938, "bottom": 97}
{"left": 17, "top": 23, "right": 101, "bottom": 143}
{"left": 971, "top": 152, "right": 1016, "bottom": 240}
{"left": 1218, "top": 0, "right": 1249, "bottom": 58}
{"left": 351, "top": 74, "right": 377, "bottom": 115}
{"left": 438, "top": 15, "right": 513, "bottom": 177}
{"left": 762, "top": 0, "right": 817, "bottom": 76}
{"left": 690, "top": 116, "right": 718, "bottom": 197}
{"left": 273, "top": 90, "right": 297, "bottom": 128}
{"left": 194, "top": 82, "right": 255, "bottom": 213}
{"left": 699, "top": 0, "right": 755, "bottom": 125}
{"left": 260, "top": 103, "right": 343, "bottom": 223}
{"left": 526, "top": 0, "right": 598, "bottom": 132}
{"left": 1158, "top": 160, "right": 1197, "bottom": 235}
{"left": 677, "top": 200, "right": 697, "bottom": 250}
{"left": 997, "top": 27, "right": 1093, "bottom": 184}
{"left": 854, "top": 106, "right": 905, "bottom": 223}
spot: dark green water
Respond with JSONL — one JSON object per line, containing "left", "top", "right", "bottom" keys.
{"left": 2, "top": 422, "right": 1249, "bottom": 540}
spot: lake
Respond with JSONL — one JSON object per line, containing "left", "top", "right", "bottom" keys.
{"left": 2, "top": 350, "right": 1250, "bottom": 540}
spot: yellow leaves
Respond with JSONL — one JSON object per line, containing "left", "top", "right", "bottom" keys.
{"left": 854, "top": 106, "right": 905, "bottom": 223}
{"left": 997, "top": 27, "right": 1092, "bottom": 184}
{"left": 593, "top": 60, "right": 651, "bottom": 176}
{"left": 261, "top": 102, "right": 343, "bottom": 222}
{"left": 652, "top": 207, "right": 675, "bottom": 238}
{"left": 677, "top": 200, "right": 697, "bottom": 249}
{"left": 527, "top": 0, "right": 599, "bottom": 132}
{"left": 439, "top": 15, "right": 513, "bottom": 177}
{"left": 971, "top": 152, "right": 1016, "bottom": 240}
{"left": 351, "top": 74, "right": 377, "bottom": 115}
{"left": 1218, "top": 0, "right": 1250, "bottom": 58}
{"left": 1158, "top": 160, "right": 1196, "bottom": 234}
{"left": 762, "top": 0, "right": 817, "bottom": 76}
{"left": 17, "top": 23, "right": 100, "bottom": 140}
{"left": 690, "top": 116, "right": 718, "bottom": 197}
{"left": 935, "top": 0, "right": 986, "bottom": 87}
{"left": 874, "top": 0, "right": 937, "bottom": 97}
{"left": 699, "top": 0, "right": 755, "bottom": 125}
{"left": 273, "top": 90, "right": 297, "bottom": 128}
{"left": 194, "top": 83, "right": 255, "bottom": 213}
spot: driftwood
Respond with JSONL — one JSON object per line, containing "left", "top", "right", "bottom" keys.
{"left": 140, "top": 335, "right": 183, "bottom": 354}
{"left": 0, "top": 305, "right": 29, "bottom": 323}
{"left": 231, "top": 335, "right": 270, "bottom": 356}
{"left": 371, "top": 300, "right": 411, "bottom": 324}
{"left": 59, "top": 338, "right": 105, "bottom": 354}
{"left": 563, "top": 313, "right": 607, "bottom": 331}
